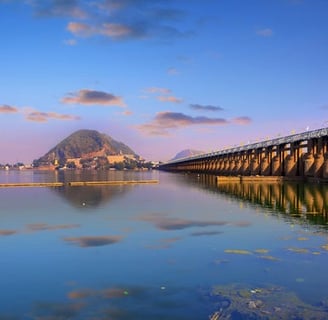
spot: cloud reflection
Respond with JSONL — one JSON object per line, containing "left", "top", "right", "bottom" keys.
{"left": 68, "top": 289, "right": 94, "bottom": 300}
{"left": 232, "top": 221, "right": 252, "bottom": 228}
{"left": 190, "top": 231, "right": 223, "bottom": 237}
{"left": 68, "top": 285, "right": 149, "bottom": 301}
{"left": 27, "top": 223, "right": 80, "bottom": 232}
{"left": 51, "top": 185, "right": 130, "bottom": 209}
{"left": 0, "top": 230, "right": 17, "bottom": 236}
{"left": 139, "top": 214, "right": 227, "bottom": 230}
{"left": 145, "top": 237, "right": 182, "bottom": 249}
{"left": 64, "top": 235, "right": 122, "bottom": 247}
{"left": 32, "top": 301, "right": 85, "bottom": 320}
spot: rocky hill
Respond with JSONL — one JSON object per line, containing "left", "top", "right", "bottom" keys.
{"left": 171, "top": 149, "right": 204, "bottom": 161}
{"left": 34, "top": 129, "right": 137, "bottom": 166}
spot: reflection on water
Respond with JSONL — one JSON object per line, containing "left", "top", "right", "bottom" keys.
{"left": 52, "top": 185, "right": 130, "bottom": 208}
{"left": 0, "top": 168, "right": 156, "bottom": 183}
{"left": 180, "top": 174, "right": 328, "bottom": 226}
{"left": 0, "top": 169, "right": 156, "bottom": 208}
{"left": 1, "top": 170, "right": 328, "bottom": 319}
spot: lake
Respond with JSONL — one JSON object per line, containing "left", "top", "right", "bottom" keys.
{"left": 1, "top": 169, "right": 328, "bottom": 319}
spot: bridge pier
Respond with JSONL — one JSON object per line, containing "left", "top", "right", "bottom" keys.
{"left": 250, "top": 153, "right": 260, "bottom": 175}
{"left": 323, "top": 154, "right": 328, "bottom": 179}
{"left": 304, "top": 153, "right": 314, "bottom": 177}
{"left": 261, "top": 157, "right": 270, "bottom": 175}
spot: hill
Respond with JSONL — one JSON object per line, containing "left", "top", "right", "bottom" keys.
{"left": 171, "top": 149, "right": 204, "bottom": 161}
{"left": 34, "top": 129, "right": 137, "bottom": 166}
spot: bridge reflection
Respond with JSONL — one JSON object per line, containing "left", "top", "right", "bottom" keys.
{"left": 183, "top": 174, "right": 328, "bottom": 226}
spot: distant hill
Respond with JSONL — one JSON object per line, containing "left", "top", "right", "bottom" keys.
{"left": 171, "top": 149, "right": 204, "bottom": 161}
{"left": 34, "top": 129, "right": 137, "bottom": 165}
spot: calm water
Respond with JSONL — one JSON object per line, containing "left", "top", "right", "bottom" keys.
{"left": 1, "top": 170, "right": 328, "bottom": 319}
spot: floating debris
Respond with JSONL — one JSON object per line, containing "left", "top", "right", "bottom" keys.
{"left": 258, "top": 255, "right": 280, "bottom": 261}
{"left": 297, "top": 237, "right": 309, "bottom": 241}
{"left": 214, "top": 259, "right": 230, "bottom": 265}
{"left": 254, "top": 249, "right": 269, "bottom": 254}
{"left": 321, "top": 244, "right": 328, "bottom": 251}
{"left": 250, "top": 288, "right": 262, "bottom": 294}
{"left": 287, "top": 247, "right": 309, "bottom": 253}
{"left": 209, "top": 310, "right": 222, "bottom": 320}
{"left": 224, "top": 249, "right": 252, "bottom": 255}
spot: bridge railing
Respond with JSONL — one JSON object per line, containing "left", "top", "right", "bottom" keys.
{"left": 161, "top": 127, "right": 328, "bottom": 166}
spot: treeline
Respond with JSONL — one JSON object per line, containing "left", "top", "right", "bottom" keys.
{"left": 0, "top": 162, "right": 26, "bottom": 169}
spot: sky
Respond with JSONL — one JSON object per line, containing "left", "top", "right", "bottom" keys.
{"left": 1, "top": 0, "right": 328, "bottom": 164}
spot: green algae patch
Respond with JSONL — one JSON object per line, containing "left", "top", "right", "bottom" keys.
{"left": 224, "top": 249, "right": 252, "bottom": 255}
{"left": 208, "top": 283, "right": 328, "bottom": 320}
{"left": 214, "top": 259, "right": 230, "bottom": 265}
{"left": 321, "top": 244, "right": 328, "bottom": 251}
{"left": 287, "top": 247, "right": 309, "bottom": 253}
{"left": 254, "top": 249, "right": 269, "bottom": 254}
{"left": 258, "top": 255, "right": 280, "bottom": 261}
{"left": 297, "top": 237, "right": 309, "bottom": 241}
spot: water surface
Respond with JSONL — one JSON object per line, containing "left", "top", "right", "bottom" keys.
{"left": 1, "top": 170, "right": 328, "bottom": 319}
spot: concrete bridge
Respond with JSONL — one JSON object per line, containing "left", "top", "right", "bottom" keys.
{"left": 159, "top": 127, "right": 328, "bottom": 180}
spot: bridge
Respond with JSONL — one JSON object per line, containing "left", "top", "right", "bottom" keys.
{"left": 159, "top": 127, "right": 328, "bottom": 180}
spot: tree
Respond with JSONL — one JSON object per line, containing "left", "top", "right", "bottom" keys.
{"left": 66, "top": 161, "right": 76, "bottom": 169}
{"left": 114, "top": 162, "right": 124, "bottom": 170}
{"left": 124, "top": 159, "right": 137, "bottom": 170}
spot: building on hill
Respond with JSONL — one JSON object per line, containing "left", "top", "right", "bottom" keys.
{"left": 64, "top": 154, "right": 139, "bottom": 169}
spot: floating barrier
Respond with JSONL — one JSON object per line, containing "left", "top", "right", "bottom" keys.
{"left": 67, "top": 180, "right": 159, "bottom": 186}
{"left": 216, "top": 176, "right": 304, "bottom": 183}
{"left": 0, "top": 182, "right": 64, "bottom": 188}
{"left": 0, "top": 180, "right": 159, "bottom": 188}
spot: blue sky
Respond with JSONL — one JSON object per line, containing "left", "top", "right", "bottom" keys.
{"left": 1, "top": 0, "right": 327, "bottom": 163}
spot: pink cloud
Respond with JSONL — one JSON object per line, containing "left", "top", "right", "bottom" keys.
{"left": 67, "top": 22, "right": 95, "bottom": 37}
{"left": 101, "top": 23, "right": 134, "bottom": 38}
{"left": 67, "top": 22, "right": 141, "bottom": 40}
{"left": 61, "top": 89, "right": 126, "bottom": 107}
{"left": 122, "top": 110, "right": 133, "bottom": 116}
{"left": 0, "top": 104, "right": 18, "bottom": 114}
{"left": 26, "top": 111, "right": 81, "bottom": 123}
{"left": 232, "top": 116, "right": 252, "bottom": 125}
{"left": 145, "top": 87, "right": 172, "bottom": 94}
{"left": 138, "top": 111, "right": 229, "bottom": 136}
{"left": 157, "top": 96, "right": 183, "bottom": 103}
{"left": 138, "top": 111, "right": 252, "bottom": 136}
{"left": 30, "top": 1, "right": 88, "bottom": 19}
